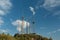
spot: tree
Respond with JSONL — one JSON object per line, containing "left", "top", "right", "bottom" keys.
{"left": 49, "top": 37, "right": 52, "bottom": 40}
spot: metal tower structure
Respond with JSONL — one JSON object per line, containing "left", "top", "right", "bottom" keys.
{"left": 31, "top": 15, "right": 35, "bottom": 34}
{"left": 21, "top": 16, "right": 24, "bottom": 34}
{"left": 26, "top": 17, "right": 31, "bottom": 34}
{"left": 26, "top": 15, "right": 35, "bottom": 34}
{"left": 32, "top": 21, "right": 35, "bottom": 33}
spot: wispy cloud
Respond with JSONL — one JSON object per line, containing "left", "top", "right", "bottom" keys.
{"left": 47, "top": 29, "right": 60, "bottom": 35}
{"left": 0, "top": 0, "right": 12, "bottom": 16}
{"left": 53, "top": 11, "right": 60, "bottom": 16}
{"left": 0, "top": 0, "right": 12, "bottom": 27}
{"left": 42, "top": 0, "right": 60, "bottom": 16}
{"left": 0, "top": 29, "right": 9, "bottom": 33}
{"left": 57, "top": 29, "right": 60, "bottom": 31}
{"left": 12, "top": 20, "right": 30, "bottom": 32}
{"left": 35, "top": 0, "right": 60, "bottom": 17}
{"left": 0, "top": 17, "right": 4, "bottom": 26}
{"left": 29, "top": 6, "right": 35, "bottom": 15}
{"left": 42, "top": 0, "right": 60, "bottom": 9}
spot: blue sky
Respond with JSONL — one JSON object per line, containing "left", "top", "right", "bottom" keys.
{"left": 0, "top": 0, "right": 60, "bottom": 40}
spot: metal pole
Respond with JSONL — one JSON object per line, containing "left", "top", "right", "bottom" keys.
{"left": 26, "top": 18, "right": 31, "bottom": 34}
{"left": 32, "top": 21, "right": 35, "bottom": 33}
{"left": 21, "top": 16, "right": 24, "bottom": 34}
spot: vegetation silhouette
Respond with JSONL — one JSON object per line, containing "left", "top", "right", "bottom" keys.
{"left": 0, "top": 33, "right": 52, "bottom": 40}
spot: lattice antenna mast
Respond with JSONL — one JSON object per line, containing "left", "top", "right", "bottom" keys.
{"left": 28, "top": 21, "right": 30, "bottom": 34}
{"left": 26, "top": 18, "right": 31, "bottom": 34}
{"left": 21, "top": 16, "right": 24, "bottom": 34}
{"left": 32, "top": 21, "right": 35, "bottom": 33}
{"left": 31, "top": 15, "right": 35, "bottom": 33}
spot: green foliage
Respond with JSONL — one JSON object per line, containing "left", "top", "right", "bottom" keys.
{"left": 14, "top": 33, "right": 51, "bottom": 40}
{"left": 0, "top": 33, "right": 17, "bottom": 40}
{"left": 0, "top": 33, "right": 52, "bottom": 40}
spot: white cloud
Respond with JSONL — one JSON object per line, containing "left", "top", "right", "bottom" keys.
{"left": 34, "top": 0, "right": 60, "bottom": 17}
{"left": 53, "top": 11, "right": 60, "bottom": 16}
{"left": 57, "top": 29, "right": 60, "bottom": 31}
{"left": 0, "top": 29, "right": 8, "bottom": 33}
{"left": 12, "top": 20, "right": 30, "bottom": 32}
{"left": 42, "top": 0, "right": 60, "bottom": 9}
{"left": 47, "top": 31, "right": 56, "bottom": 35}
{"left": 37, "top": 0, "right": 60, "bottom": 17}
{"left": 47, "top": 29, "right": 60, "bottom": 35}
{"left": 0, "top": 0, "right": 12, "bottom": 16}
{"left": 0, "top": 17, "right": 4, "bottom": 26}
{"left": 53, "top": 31, "right": 57, "bottom": 33}
{"left": 0, "top": 10, "right": 5, "bottom": 15}
{"left": 29, "top": 6, "right": 35, "bottom": 15}
{"left": 47, "top": 32, "right": 50, "bottom": 35}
